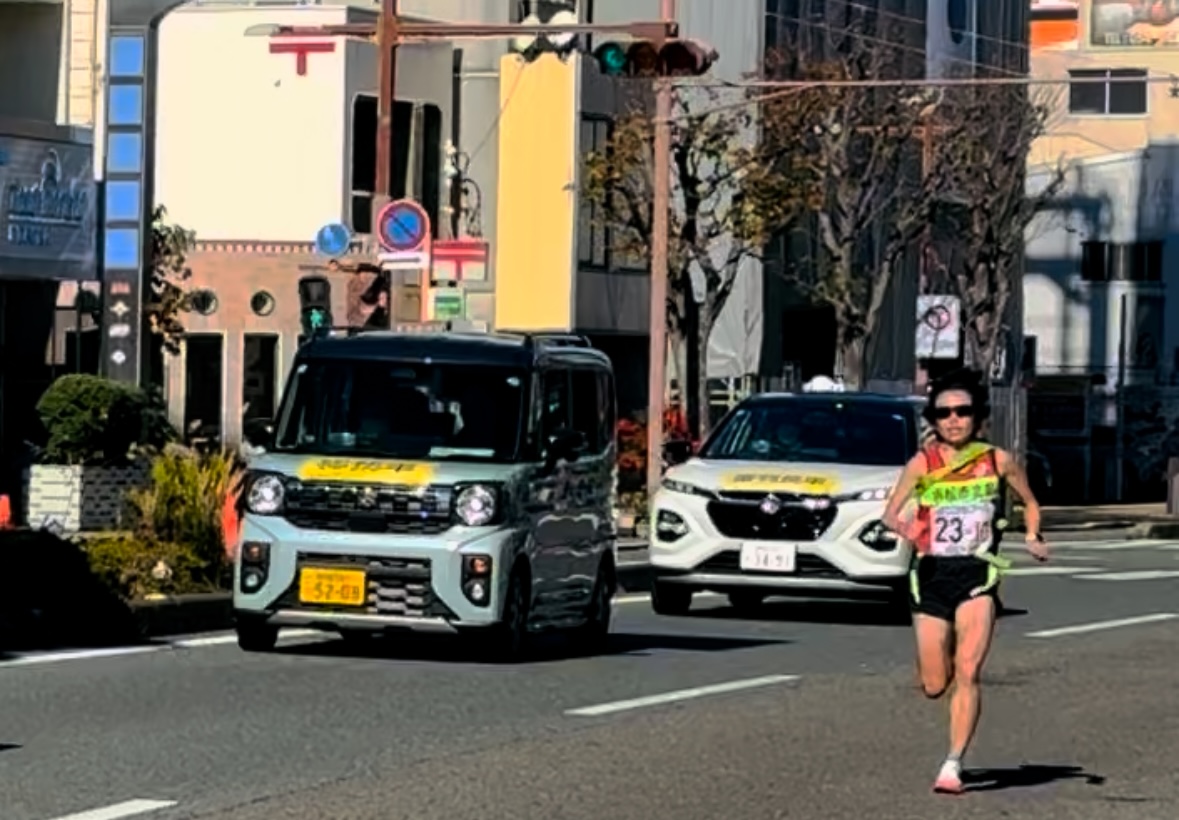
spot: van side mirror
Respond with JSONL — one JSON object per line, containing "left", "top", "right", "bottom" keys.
{"left": 243, "top": 418, "right": 274, "bottom": 451}
{"left": 545, "top": 428, "right": 586, "bottom": 467}
{"left": 663, "top": 439, "right": 693, "bottom": 467}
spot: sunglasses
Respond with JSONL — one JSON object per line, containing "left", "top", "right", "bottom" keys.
{"left": 933, "top": 404, "right": 975, "bottom": 420}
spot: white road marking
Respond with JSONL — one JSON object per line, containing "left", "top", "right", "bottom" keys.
{"left": 615, "top": 591, "right": 723, "bottom": 605}
{"left": 47, "top": 798, "right": 178, "bottom": 820}
{"left": 1075, "top": 570, "right": 1179, "bottom": 581}
{"left": 565, "top": 674, "right": 800, "bottom": 717}
{"left": 1052, "top": 539, "right": 1178, "bottom": 551}
{"left": 0, "top": 646, "right": 161, "bottom": 667}
{"left": 1026, "top": 612, "right": 1178, "bottom": 638}
{"left": 171, "top": 628, "right": 322, "bottom": 648}
{"left": 1004, "top": 566, "right": 1103, "bottom": 576}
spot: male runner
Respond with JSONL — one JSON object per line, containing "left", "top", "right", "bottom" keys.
{"left": 883, "top": 369, "right": 1049, "bottom": 794}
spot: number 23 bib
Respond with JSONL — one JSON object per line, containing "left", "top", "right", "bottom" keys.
{"left": 930, "top": 504, "right": 994, "bottom": 556}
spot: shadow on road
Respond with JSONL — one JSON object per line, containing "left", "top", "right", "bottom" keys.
{"left": 963, "top": 763, "right": 1106, "bottom": 792}
{"left": 276, "top": 630, "right": 787, "bottom": 665}
{"left": 0, "top": 743, "right": 20, "bottom": 753}
{"left": 690, "top": 598, "right": 910, "bottom": 628}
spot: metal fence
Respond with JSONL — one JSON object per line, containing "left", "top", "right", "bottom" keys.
{"left": 987, "top": 384, "right": 1028, "bottom": 460}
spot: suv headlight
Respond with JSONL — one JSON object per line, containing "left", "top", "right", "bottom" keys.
{"left": 661, "top": 478, "right": 716, "bottom": 499}
{"left": 455, "top": 484, "right": 498, "bottom": 527}
{"left": 246, "top": 473, "right": 285, "bottom": 515}
{"left": 836, "top": 488, "right": 890, "bottom": 503}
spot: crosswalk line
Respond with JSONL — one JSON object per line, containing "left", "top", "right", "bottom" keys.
{"left": 1075, "top": 570, "right": 1179, "bottom": 581}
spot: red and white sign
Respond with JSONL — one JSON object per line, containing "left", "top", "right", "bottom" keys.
{"left": 269, "top": 41, "right": 335, "bottom": 76}
{"left": 431, "top": 239, "right": 489, "bottom": 283}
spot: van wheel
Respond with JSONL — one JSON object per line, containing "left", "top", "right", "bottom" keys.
{"left": 651, "top": 582, "right": 692, "bottom": 616}
{"left": 574, "top": 559, "right": 615, "bottom": 654}
{"left": 236, "top": 618, "right": 279, "bottom": 652}
{"left": 483, "top": 565, "right": 531, "bottom": 663}
{"left": 727, "top": 591, "right": 766, "bottom": 614}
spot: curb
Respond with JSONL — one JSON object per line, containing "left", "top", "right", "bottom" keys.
{"left": 130, "top": 592, "right": 233, "bottom": 639}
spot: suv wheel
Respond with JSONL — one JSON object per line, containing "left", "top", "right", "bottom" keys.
{"left": 483, "top": 565, "right": 531, "bottom": 663}
{"left": 574, "top": 559, "right": 615, "bottom": 654}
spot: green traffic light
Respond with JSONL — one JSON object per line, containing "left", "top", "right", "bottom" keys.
{"left": 594, "top": 42, "right": 627, "bottom": 75}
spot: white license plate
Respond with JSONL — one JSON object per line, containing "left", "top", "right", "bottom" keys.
{"left": 739, "top": 543, "right": 797, "bottom": 573}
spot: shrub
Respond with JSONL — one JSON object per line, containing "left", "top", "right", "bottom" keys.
{"left": 34, "top": 374, "right": 174, "bottom": 465}
{"left": 82, "top": 533, "right": 212, "bottom": 600}
{"left": 128, "top": 445, "right": 244, "bottom": 574}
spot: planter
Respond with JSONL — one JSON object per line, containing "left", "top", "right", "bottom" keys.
{"left": 23, "top": 463, "right": 152, "bottom": 534}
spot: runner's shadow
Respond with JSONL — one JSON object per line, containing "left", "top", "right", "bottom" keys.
{"left": 0, "top": 744, "right": 20, "bottom": 753}
{"left": 962, "top": 764, "right": 1105, "bottom": 792}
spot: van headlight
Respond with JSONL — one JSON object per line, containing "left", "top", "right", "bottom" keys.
{"left": 455, "top": 484, "right": 498, "bottom": 527}
{"left": 246, "top": 473, "right": 285, "bottom": 515}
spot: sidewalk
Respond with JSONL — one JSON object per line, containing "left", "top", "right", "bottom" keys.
{"left": 1036, "top": 503, "right": 1179, "bottom": 538}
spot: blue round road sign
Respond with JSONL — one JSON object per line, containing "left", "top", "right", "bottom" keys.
{"left": 376, "top": 199, "right": 429, "bottom": 252}
{"left": 315, "top": 222, "right": 352, "bottom": 258}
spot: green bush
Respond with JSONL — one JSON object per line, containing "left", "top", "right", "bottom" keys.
{"left": 35, "top": 374, "right": 174, "bottom": 465}
{"left": 128, "top": 445, "right": 243, "bottom": 572}
{"left": 82, "top": 533, "right": 212, "bottom": 600}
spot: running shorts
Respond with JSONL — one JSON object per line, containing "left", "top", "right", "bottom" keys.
{"left": 909, "top": 555, "right": 999, "bottom": 621}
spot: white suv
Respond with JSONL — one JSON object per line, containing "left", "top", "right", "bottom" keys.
{"left": 648, "top": 392, "right": 922, "bottom": 616}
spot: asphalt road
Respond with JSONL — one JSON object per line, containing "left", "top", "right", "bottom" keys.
{"left": 2, "top": 535, "right": 1177, "bottom": 820}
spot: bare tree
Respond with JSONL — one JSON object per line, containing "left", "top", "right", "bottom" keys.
{"left": 767, "top": 35, "right": 943, "bottom": 388}
{"left": 143, "top": 205, "right": 197, "bottom": 356}
{"left": 924, "top": 84, "right": 1066, "bottom": 378}
{"left": 582, "top": 88, "right": 817, "bottom": 437}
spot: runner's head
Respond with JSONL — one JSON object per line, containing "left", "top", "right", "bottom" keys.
{"left": 923, "top": 369, "right": 989, "bottom": 447}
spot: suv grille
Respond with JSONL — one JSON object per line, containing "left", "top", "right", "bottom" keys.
{"left": 283, "top": 482, "right": 453, "bottom": 535}
{"left": 706, "top": 498, "right": 836, "bottom": 541}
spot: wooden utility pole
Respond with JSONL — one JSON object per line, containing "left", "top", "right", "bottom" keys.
{"left": 646, "top": 0, "right": 675, "bottom": 501}
{"left": 373, "top": 0, "right": 399, "bottom": 225}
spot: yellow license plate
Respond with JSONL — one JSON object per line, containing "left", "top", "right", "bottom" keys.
{"left": 298, "top": 568, "right": 367, "bottom": 606}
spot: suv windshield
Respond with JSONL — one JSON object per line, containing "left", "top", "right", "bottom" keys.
{"left": 272, "top": 359, "right": 528, "bottom": 462}
{"left": 699, "top": 398, "right": 915, "bottom": 467}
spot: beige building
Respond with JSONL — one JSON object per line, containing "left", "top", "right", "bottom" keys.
{"left": 1023, "top": 0, "right": 1179, "bottom": 503}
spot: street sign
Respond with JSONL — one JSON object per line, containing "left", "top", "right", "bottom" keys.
{"left": 432, "top": 238, "right": 489, "bottom": 282}
{"left": 376, "top": 199, "right": 430, "bottom": 253}
{"left": 431, "top": 290, "right": 464, "bottom": 320}
{"left": 915, "top": 294, "right": 961, "bottom": 359}
{"left": 315, "top": 222, "right": 352, "bottom": 258}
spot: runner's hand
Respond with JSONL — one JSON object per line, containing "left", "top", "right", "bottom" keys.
{"left": 1025, "top": 534, "right": 1049, "bottom": 562}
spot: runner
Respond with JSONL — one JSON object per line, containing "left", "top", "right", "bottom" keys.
{"left": 882, "top": 368, "right": 1049, "bottom": 794}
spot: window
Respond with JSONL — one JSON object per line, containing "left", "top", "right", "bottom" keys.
{"left": 539, "top": 368, "right": 572, "bottom": 444}
{"left": 571, "top": 369, "right": 608, "bottom": 454}
{"left": 242, "top": 334, "right": 278, "bottom": 424}
{"left": 184, "top": 335, "right": 223, "bottom": 444}
{"left": 578, "top": 117, "right": 610, "bottom": 267}
{"left": 273, "top": 360, "right": 527, "bottom": 462}
{"left": 1081, "top": 241, "right": 1162, "bottom": 282}
{"left": 1068, "top": 69, "right": 1147, "bottom": 115}
{"left": 699, "top": 398, "right": 916, "bottom": 467}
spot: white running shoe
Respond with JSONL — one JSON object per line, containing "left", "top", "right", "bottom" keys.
{"left": 933, "top": 758, "right": 964, "bottom": 794}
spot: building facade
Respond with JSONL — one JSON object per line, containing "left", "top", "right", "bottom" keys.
{"left": 0, "top": 0, "right": 100, "bottom": 509}
{"left": 1024, "top": 0, "right": 1179, "bottom": 503}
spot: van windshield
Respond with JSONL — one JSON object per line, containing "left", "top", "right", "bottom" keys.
{"left": 699, "top": 398, "right": 915, "bottom": 467}
{"left": 272, "top": 359, "right": 528, "bottom": 462}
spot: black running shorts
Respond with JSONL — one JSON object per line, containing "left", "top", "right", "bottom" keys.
{"left": 910, "top": 555, "right": 998, "bottom": 621}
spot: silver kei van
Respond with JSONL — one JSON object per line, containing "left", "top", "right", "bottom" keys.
{"left": 232, "top": 330, "right": 618, "bottom": 662}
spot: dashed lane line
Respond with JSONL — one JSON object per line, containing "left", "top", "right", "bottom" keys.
{"left": 1026, "top": 612, "right": 1178, "bottom": 639}
{"left": 45, "top": 798, "right": 178, "bottom": 820}
{"left": 565, "top": 674, "right": 800, "bottom": 717}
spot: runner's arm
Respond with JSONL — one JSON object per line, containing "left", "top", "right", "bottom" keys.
{"left": 881, "top": 453, "right": 925, "bottom": 535}
{"left": 998, "top": 449, "right": 1042, "bottom": 539}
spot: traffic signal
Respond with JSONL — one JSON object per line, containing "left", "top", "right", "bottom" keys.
{"left": 591, "top": 38, "right": 717, "bottom": 77}
{"left": 298, "top": 275, "right": 332, "bottom": 339}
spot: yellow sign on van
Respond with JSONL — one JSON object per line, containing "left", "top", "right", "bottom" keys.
{"left": 297, "top": 458, "right": 435, "bottom": 486}
{"left": 718, "top": 470, "right": 839, "bottom": 495}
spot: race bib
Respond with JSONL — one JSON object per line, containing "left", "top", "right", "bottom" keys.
{"left": 930, "top": 505, "right": 994, "bottom": 556}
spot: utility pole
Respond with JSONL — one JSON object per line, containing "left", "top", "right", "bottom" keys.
{"left": 373, "top": 0, "right": 399, "bottom": 227}
{"left": 646, "top": 0, "right": 675, "bottom": 502}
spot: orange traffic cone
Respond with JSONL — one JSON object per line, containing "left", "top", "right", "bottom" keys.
{"left": 0, "top": 495, "right": 12, "bottom": 530}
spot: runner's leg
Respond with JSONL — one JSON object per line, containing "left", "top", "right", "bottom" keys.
{"left": 913, "top": 613, "right": 954, "bottom": 697}
{"left": 949, "top": 594, "right": 997, "bottom": 758}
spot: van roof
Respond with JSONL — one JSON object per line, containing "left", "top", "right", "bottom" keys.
{"left": 295, "top": 330, "right": 613, "bottom": 370}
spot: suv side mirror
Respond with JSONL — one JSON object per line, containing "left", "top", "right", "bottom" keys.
{"left": 545, "top": 428, "right": 586, "bottom": 467}
{"left": 243, "top": 418, "right": 275, "bottom": 451}
{"left": 663, "top": 439, "right": 693, "bottom": 467}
